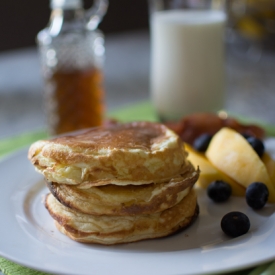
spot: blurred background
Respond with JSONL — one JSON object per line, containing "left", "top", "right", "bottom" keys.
{"left": 0, "top": 0, "right": 150, "bottom": 138}
{"left": 226, "top": 0, "right": 275, "bottom": 56}
{"left": 0, "top": 0, "right": 149, "bottom": 51}
{"left": 0, "top": 0, "right": 275, "bottom": 138}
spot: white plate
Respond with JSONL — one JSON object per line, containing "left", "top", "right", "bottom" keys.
{"left": 1, "top": 139, "right": 275, "bottom": 275}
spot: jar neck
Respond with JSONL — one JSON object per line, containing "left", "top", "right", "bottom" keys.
{"left": 56, "top": 8, "right": 84, "bottom": 21}
{"left": 48, "top": 8, "right": 86, "bottom": 36}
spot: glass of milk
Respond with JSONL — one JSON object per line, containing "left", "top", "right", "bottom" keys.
{"left": 149, "top": 0, "right": 226, "bottom": 121}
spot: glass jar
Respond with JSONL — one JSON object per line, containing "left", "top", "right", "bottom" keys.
{"left": 37, "top": 0, "right": 108, "bottom": 135}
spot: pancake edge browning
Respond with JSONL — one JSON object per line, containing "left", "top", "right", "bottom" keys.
{"left": 46, "top": 163, "right": 199, "bottom": 216}
{"left": 45, "top": 189, "right": 199, "bottom": 245}
{"left": 28, "top": 122, "right": 188, "bottom": 186}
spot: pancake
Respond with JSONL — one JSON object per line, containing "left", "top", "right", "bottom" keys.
{"left": 45, "top": 189, "right": 199, "bottom": 245}
{"left": 46, "top": 163, "right": 199, "bottom": 216}
{"left": 28, "top": 122, "right": 188, "bottom": 186}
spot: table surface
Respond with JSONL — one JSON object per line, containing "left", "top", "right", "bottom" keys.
{"left": 1, "top": 30, "right": 275, "bottom": 139}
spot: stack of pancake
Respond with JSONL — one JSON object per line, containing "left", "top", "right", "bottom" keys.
{"left": 28, "top": 122, "right": 199, "bottom": 245}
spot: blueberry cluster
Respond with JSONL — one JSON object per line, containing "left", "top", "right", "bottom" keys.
{"left": 207, "top": 180, "right": 269, "bottom": 209}
{"left": 193, "top": 132, "right": 268, "bottom": 238}
{"left": 207, "top": 180, "right": 269, "bottom": 238}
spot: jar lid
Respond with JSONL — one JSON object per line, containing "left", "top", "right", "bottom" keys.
{"left": 51, "top": 0, "right": 83, "bottom": 9}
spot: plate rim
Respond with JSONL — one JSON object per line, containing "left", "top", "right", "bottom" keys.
{"left": 0, "top": 146, "right": 275, "bottom": 275}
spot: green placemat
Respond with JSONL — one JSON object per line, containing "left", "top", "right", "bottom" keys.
{"left": 1, "top": 101, "right": 275, "bottom": 275}
{"left": 110, "top": 101, "right": 158, "bottom": 122}
{"left": 0, "top": 258, "right": 51, "bottom": 275}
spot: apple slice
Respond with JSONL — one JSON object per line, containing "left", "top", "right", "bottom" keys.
{"left": 262, "top": 152, "right": 275, "bottom": 185}
{"left": 206, "top": 127, "right": 275, "bottom": 202}
{"left": 185, "top": 143, "right": 245, "bottom": 196}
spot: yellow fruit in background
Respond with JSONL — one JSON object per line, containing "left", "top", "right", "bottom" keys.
{"left": 185, "top": 143, "right": 245, "bottom": 196}
{"left": 206, "top": 128, "right": 275, "bottom": 202}
{"left": 237, "top": 16, "right": 265, "bottom": 40}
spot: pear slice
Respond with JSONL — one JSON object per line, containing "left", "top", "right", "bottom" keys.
{"left": 185, "top": 143, "right": 245, "bottom": 196}
{"left": 206, "top": 127, "right": 275, "bottom": 202}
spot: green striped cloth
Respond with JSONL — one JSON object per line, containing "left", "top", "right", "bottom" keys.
{"left": 0, "top": 101, "right": 275, "bottom": 275}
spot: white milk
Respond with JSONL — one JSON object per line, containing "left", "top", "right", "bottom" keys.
{"left": 150, "top": 10, "right": 226, "bottom": 121}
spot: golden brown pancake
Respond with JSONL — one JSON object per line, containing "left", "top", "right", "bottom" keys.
{"left": 28, "top": 122, "right": 188, "bottom": 186}
{"left": 29, "top": 121, "right": 200, "bottom": 245}
{"left": 45, "top": 189, "right": 198, "bottom": 245}
{"left": 46, "top": 163, "right": 199, "bottom": 216}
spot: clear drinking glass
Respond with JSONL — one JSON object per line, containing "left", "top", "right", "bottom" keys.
{"left": 37, "top": 0, "right": 108, "bottom": 135}
{"left": 149, "top": 0, "right": 226, "bottom": 122}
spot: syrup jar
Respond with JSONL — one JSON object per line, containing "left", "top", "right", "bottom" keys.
{"left": 37, "top": 0, "right": 108, "bottom": 135}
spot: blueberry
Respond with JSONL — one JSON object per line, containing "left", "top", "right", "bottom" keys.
{"left": 207, "top": 180, "right": 232, "bottom": 202}
{"left": 246, "top": 182, "right": 269, "bottom": 209}
{"left": 246, "top": 136, "right": 265, "bottom": 158}
{"left": 241, "top": 133, "right": 252, "bottom": 139}
{"left": 221, "top": 211, "right": 250, "bottom": 237}
{"left": 193, "top": 133, "right": 213, "bottom": 152}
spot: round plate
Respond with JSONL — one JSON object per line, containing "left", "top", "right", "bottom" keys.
{"left": 1, "top": 140, "right": 275, "bottom": 275}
